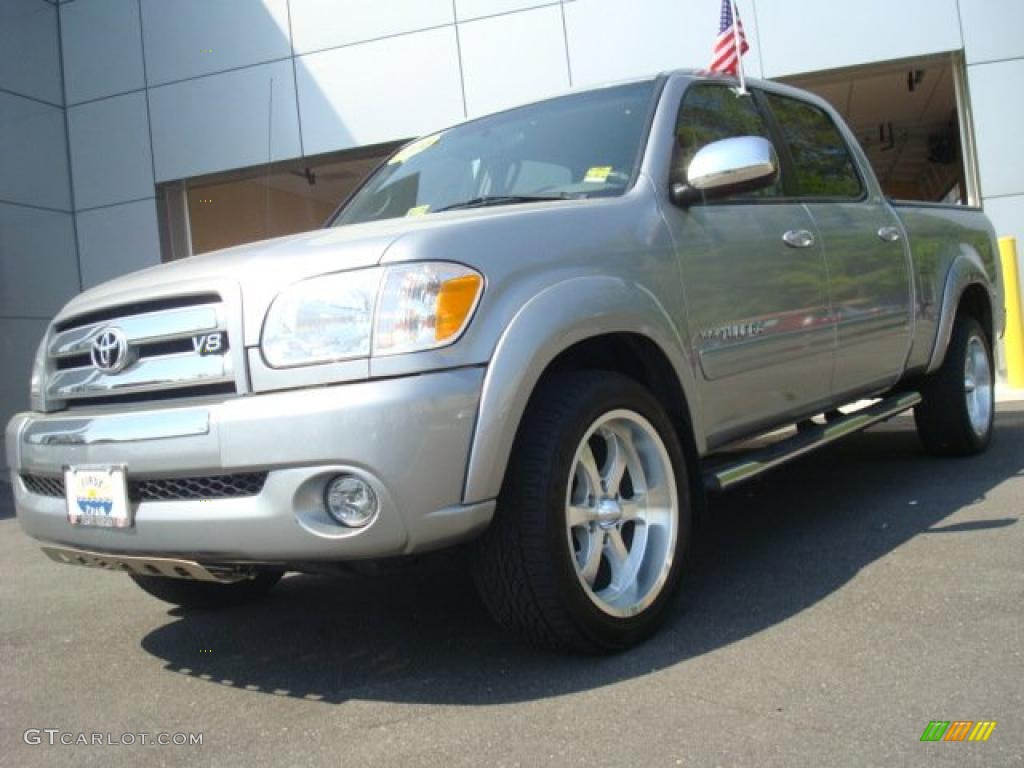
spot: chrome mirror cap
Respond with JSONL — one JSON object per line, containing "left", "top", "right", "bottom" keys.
{"left": 672, "top": 136, "right": 779, "bottom": 207}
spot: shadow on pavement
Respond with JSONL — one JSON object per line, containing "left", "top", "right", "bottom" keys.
{"left": 140, "top": 408, "right": 1024, "bottom": 705}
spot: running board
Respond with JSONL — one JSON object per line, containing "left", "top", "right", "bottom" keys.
{"left": 702, "top": 392, "right": 921, "bottom": 493}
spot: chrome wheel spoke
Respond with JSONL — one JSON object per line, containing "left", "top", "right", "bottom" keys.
{"left": 567, "top": 504, "right": 597, "bottom": 528}
{"left": 579, "top": 528, "right": 605, "bottom": 586}
{"left": 579, "top": 443, "right": 603, "bottom": 497}
{"left": 606, "top": 527, "right": 630, "bottom": 579}
{"left": 601, "top": 429, "right": 628, "bottom": 496}
{"left": 619, "top": 495, "right": 644, "bottom": 521}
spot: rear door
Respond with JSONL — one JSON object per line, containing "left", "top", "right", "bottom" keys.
{"left": 659, "top": 83, "right": 835, "bottom": 445}
{"left": 761, "top": 91, "right": 913, "bottom": 399}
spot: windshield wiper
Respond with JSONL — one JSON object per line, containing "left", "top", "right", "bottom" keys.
{"left": 435, "top": 194, "right": 578, "bottom": 212}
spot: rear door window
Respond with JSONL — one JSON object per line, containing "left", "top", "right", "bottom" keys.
{"left": 763, "top": 93, "right": 863, "bottom": 199}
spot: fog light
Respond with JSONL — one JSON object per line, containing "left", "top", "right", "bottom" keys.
{"left": 324, "top": 474, "right": 378, "bottom": 528}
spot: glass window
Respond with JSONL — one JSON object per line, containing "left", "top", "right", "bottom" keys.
{"left": 334, "top": 81, "right": 658, "bottom": 226}
{"left": 182, "top": 147, "right": 396, "bottom": 255}
{"left": 671, "top": 84, "right": 782, "bottom": 198}
{"left": 763, "top": 93, "right": 863, "bottom": 199}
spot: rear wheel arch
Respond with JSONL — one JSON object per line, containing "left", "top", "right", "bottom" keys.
{"left": 927, "top": 248, "right": 998, "bottom": 374}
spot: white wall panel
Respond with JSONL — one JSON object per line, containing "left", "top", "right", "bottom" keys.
{"left": 297, "top": 27, "right": 464, "bottom": 155}
{"left": 968, "top": 59, "right": 1024, "bottom": 200}
{"left": 76, "top": 199, "right": 161, "bottom": 289}
{"left": 61, "top": 0, "right": 145, "bottom": 104}
{"left": 0, "top": 203, "right": 79, "bottom": 317}
{"left": 756, "top": 0, "right": 962, "bottom": 78}
{"left": 0, "top": 0, "right": 61, "bottom": 105}
{"left": 68, "top": 92, "right": 154, "bottom": 210}
{"left": 459, "top": 5, "right": 569, "bottom": 116}
{"left": 149, "top": 60, "right": 301, "bottom": 181}
{"left": 983, "top": 195, "right": 1024, "bottom": 252}
{"left": 960, "top": 0, "right": 1024, "bottom": 64}
{"left": 0, "top": 92, "right": 71, "bottom": 211}
{"left": 140, "top": 0, "right": 292, "bottom": 86}
{"left": 565, "top": 0, "right": 763, "bottom": 87}
{"left": 290, "top": 0, "right": 453, "bottom": 54}
{"left": 455, "top": 0, "right": 560, "bottom": 21}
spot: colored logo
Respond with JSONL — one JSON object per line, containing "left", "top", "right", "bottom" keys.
{"left": 920, "top": 721, "right": 997, "bottom": 742}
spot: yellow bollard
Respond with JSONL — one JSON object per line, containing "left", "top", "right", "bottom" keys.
{"left": 999, "top": 237, "right": 1024, "bottom": 387}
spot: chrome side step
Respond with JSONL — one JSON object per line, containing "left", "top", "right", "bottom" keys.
{"left": 702, "top": 392, "right": 922, "bottom": 493}
{"left": 40, "top": 545, "right": 249, "bottom": 583}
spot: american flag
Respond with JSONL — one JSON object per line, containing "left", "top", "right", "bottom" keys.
{"left": 709, "top": 0, "right": 749, "bottom": 75}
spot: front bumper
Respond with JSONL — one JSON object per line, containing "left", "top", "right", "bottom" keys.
{"left": 5, "top": 368, "right": 493, "bottom": 564}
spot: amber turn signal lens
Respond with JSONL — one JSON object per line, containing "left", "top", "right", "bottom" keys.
{"left": 435, "top": 274, "right": 483, "bottom": 341}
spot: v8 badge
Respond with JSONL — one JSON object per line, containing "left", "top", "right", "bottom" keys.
{"left": 192, "top": 332, "right": 226, "bottom": 356}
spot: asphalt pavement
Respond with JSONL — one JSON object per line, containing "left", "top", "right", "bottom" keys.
{"left": 1, "top": 406, "right": 1022, "bottom": 767}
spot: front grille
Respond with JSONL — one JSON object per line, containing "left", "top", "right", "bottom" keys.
{"left": 21, "top": 475, "right": 65, "bottom": 498}
{"left": 45, "top": 294, "right": 237, "bottom": 408}
{"left": 131, "top": 473, "right": 268, "bottom": 501}
{"left": 21, "top": 472, "right": 268, "bottom": 502}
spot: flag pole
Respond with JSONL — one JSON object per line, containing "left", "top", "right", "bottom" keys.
{"left": 730, "top": 0, "right": 748, "bottom": 95}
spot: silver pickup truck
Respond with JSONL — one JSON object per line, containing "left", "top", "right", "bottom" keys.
{"left": 5, "top": 71, "right": 1002, "bottom": 653}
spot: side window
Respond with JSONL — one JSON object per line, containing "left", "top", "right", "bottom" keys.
{"left": 671, "top": 85, "right": 782, "bottom": 198}
{"left": 763, "top": 93, "right": 863, "bottom": 199}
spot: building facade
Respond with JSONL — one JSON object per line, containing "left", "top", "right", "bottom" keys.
{"left": 2, "top": 0, "right": 1023, "bottom": 441}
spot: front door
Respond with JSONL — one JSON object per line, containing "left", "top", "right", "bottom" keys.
{"left": 659, "top": 84, "right": 835, "bottom": 446}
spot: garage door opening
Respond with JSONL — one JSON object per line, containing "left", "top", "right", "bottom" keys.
{"left": 157, "top": 140, "right": 403, "bottom": 260}
{"left": 781, "top": 52, "right": 979, "bottom": 206}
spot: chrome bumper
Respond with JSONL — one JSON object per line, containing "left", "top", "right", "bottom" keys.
{"left": 5, "top": 368, "right": 494, "bottom": 564}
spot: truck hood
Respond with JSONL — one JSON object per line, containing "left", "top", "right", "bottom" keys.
{"left": 53, "top": 192, "right": 643, "bottom": 347}
{"left": 54, "top": 217, "right": 422, "bottom": 346}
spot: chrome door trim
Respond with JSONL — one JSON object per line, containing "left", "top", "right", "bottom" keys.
{"left": 24, "top": 409, "right": 210, "bottom": 446}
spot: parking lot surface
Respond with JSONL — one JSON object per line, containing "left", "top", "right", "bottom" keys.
{"left": 2, "top": 406, "right": 1022, "bottom": 767}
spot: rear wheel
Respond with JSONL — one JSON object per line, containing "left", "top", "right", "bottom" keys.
{"left": 130, "top": 571, "right": 282, "bottom": 609}
{"left": 914, "top": 314, "right": 994, "bottom": 456}
{"left": 472, "top": 371, "right": 691, "bottom": 653}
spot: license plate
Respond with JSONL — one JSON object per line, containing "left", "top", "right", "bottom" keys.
{"left": 64, "top": 466, "right": 132, "bottom": 528}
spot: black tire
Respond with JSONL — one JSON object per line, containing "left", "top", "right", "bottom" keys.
{"left": 914, "top": 314, "right": 994, "bottom": 456}
{"left": 130, "top": 571, "right": 282, "bottom": 609}
{"left": 472, "top": 371, "right": 692, "bottom": 653}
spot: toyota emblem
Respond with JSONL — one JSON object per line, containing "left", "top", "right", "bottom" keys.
{"left": 90, "top": 328, "right": 131, "bottom": 374}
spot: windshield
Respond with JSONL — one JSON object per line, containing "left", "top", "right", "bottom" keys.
{"left": 333, "top": 80, "right": 659, "bottom": 226}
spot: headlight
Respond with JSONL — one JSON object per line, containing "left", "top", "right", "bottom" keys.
{"left": 261, "top": 263, "right": 483, "bottom": 368}
{"left": 29, "top": 335, "right": 47, "bottom": 411}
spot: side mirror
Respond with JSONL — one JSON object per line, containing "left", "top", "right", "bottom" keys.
{"left": 671, "top": 136, "right": 779, "bottom": 207}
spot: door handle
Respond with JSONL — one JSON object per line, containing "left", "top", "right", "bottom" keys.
{"left": 782, "top": 229, "right": 815, "bottom": 249}
{"left": 878, "top": 226, "right": 902, "bottom": 243}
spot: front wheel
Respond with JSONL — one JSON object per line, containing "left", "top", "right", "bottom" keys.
{"left": 914, "top": 314, "right": 994, "bottom": 456}
{"left": 472, "top": 371, "right": 692, "bottom": 653}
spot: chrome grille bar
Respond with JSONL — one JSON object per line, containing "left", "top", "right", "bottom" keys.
{"left": 49, "top": 305, "right": 221, "bottom": 359}
{"left": 47, "top": 352, "right": 234, "bottom": 401}
{"left": 43, "top": 294, "right": 240, "bottom": 406}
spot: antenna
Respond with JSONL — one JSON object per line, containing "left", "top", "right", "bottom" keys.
{"left": 265, "top": 76, "right": 274, "bottom": 240}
